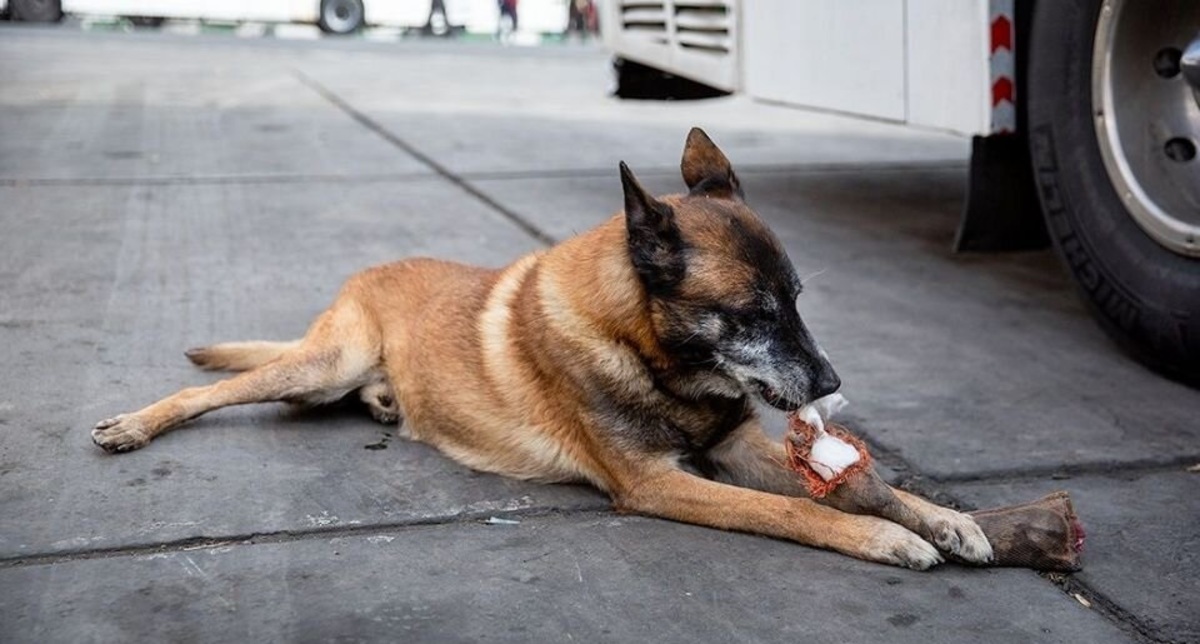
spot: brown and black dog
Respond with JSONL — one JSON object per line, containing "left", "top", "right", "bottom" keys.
{"left": 92, "top": 129, "right": 991, "bottom": 570}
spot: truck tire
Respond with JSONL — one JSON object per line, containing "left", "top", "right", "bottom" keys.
{"left": 127, "top": 16, "right": 166, "bottom": 28}
{"left": 317, "top": 0, "right": 364, "bottom": 35}
{"left": 1026, "top": 0, "right": 1200, "bottom": 384}
{"left": 425, "top": 0, "right": 449, "bottom": 37}
{"left": 10, "top": 0, "right": 62, "bottom": 22}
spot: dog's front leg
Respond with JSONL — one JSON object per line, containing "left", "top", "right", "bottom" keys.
{"left": 706, "top": 421, "right": 992, "bottom": 564}
{"left": 888, "top": 488, "right": 994, "bottom": 564}
{"left": 614, "top": 462, "right": 943, "bottom": 570}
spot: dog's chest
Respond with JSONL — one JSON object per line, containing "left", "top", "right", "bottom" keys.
{"left": 596, "top": 386, "right": 751, "bottom": 455}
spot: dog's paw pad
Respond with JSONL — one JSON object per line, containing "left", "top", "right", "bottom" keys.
{"left": 932, "top": 511, "right": 993, "bottom": 564}
{"left": 91, "top": 415, "right": 150, "bottom": 453}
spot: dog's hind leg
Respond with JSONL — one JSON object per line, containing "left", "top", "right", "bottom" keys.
{"left": 184, "top": 340, "right": 302, "bottom": 372}
{"left": 92, "top": 302, "right": 382, "bottom": 453}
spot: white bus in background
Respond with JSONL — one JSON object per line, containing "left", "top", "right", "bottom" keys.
{"left": 1, "top": 0, "right": 570, "bottom": 37}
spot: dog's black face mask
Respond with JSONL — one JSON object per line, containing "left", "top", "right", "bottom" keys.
{"left": 620, "top": 129, "right": 840, "bottom": 410}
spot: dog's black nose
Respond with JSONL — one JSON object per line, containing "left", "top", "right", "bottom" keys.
{"left": 811, "top": 366, "right": 841, "bottom": 400}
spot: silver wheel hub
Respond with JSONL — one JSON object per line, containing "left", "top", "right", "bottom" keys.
{"left": 1093, "top": 0, "right": 1200, "bottom": 257}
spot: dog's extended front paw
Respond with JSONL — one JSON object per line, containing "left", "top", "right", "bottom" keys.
{"left": 91, "top": 415, "right": 150, "bottom": 453}
{"left": 929, "top": 509, "right": 993, "bottom": 564}
{"left": 860, "top": 520, "right": 945, "bottom": 571}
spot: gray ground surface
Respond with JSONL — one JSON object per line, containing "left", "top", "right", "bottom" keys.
{"left": 1, "top": 27, "right": 1196, "bottom": 644}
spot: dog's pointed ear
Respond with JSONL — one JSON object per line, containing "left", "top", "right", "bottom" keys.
{"left": 681, "top": 127, "right": 743, "bottom": 200}
{"left": 621, "top": 161, "right": 685, "bottom": 293}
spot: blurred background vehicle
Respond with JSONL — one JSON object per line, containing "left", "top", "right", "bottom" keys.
{"left": 603, "top": 0, "right": 1200, "bottom": 384}
{"left": 0, "top": 0, "right": 574, "bottom": 37}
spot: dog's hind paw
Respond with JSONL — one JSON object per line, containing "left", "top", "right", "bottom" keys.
{"left": 360, "top": 382, "right": 401, "bottom": 425}
{"left": 930, "top": 510, "right": 994, "bottom": 564}
{"left": 91, "top": 415, "right": 150, "bottom": 453}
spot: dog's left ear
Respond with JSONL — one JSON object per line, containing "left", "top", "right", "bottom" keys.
{"left": 621, "top": 161, "right": 686, "bottom": 294}
{"left": 681, "top": 127, "right": 744, "bottom": 200}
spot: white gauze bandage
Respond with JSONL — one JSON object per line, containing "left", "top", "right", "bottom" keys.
{"left": 797, "top": 393, "right": 860, "bottom": 481}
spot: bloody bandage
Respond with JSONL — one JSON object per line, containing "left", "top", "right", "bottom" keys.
{"left": 785, "top": 419, "right": 873, "bottom": 498}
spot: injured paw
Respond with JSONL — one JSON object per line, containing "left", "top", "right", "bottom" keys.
{"left": 91, "top": 414, "right": 150, "bottom": 453}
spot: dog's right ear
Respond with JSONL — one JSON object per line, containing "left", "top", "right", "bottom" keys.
{"left": 681, "top": 127, "right": 743, "bottom": 200}
{"left": 621, "top": 161, "right": 685, "bottom": 294}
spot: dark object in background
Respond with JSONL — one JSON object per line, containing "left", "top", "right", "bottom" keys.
{"left": 612, "top": 57, "right": 729, "bottom": 101}
{"left": 568, "top": 0, "right": 598, "bottom": 36}
{"left": 421, "top": 0, "right": 452, "bottom": 37}
{"left": 7, "top": 0, "right": 62, "bottom": 22}
{"left": 498, "top": 0, "right": 518, "bottom": 32}
{"left": 955, "top": 134, "right": 1049, "bottom": 252}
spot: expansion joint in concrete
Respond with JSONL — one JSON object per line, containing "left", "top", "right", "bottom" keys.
{"left": 291, "top": 69, "right": 557, "bottom": 247}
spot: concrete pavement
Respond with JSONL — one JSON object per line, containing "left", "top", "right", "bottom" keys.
{"left": 1, "top": 26, "right": 1197, "bottom": 643}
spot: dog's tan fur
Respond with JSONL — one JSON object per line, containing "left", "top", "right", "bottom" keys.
{"left": 93, "top": 129, "right": 990, "bottom": 570}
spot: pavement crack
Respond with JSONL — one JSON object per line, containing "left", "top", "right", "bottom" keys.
{"left": 0, "top": 172, "right": 437, "bottom": 188}
{"left": 0, "top": 159, "right": 964, "bottom": 191}
{"left": 458, "top": 160, "right": 966, "bottom": 183}
{"left": 291, "top": 69, "right": 557, "bottom": 247}
{"left": 929, "top": 455, "right": 1200, "bottom": 486}
{"left": 0, "top": 504, "right": 613, "bottom": 571}
{"left": 1043, "top": 573, "right": 1180, "bottom": 644}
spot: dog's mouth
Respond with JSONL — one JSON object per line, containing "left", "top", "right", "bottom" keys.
{"left": 751, "top": 379, "right": 804, "bottom": 411}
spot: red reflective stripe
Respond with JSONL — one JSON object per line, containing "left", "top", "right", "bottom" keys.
{"left": 990, "top": 15, "right": 1012, "bottom": 53}
{"left": 992, "top": 77, "right": 1014, "bottom": 106}
{"left": 990, "top": 0, "right": 1016, "bottom": 133}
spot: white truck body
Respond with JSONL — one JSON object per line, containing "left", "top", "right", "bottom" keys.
{"left": 601, "top": 0, "right": 1014, "bottom": 137}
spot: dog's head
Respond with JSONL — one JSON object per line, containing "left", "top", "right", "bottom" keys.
{"left": 621, "top": 128, "right": 839, "bottom": 411}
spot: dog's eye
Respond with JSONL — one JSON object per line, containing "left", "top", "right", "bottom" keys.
{"left": 714, "top": 303, "right": 752, "bottom": 319}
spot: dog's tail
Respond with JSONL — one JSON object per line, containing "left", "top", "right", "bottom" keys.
{"left": 185, "top": 340, "right": 301, "bottom": 372}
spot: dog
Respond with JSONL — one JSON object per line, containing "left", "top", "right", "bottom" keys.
{"left": 92, "top": 128, "right": 991, "bottom": 570}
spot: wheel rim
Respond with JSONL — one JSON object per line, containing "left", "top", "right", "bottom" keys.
{"left": 322, "top": 0, "right": 361, "bottom": 32}
{"left": 1093, "top": 0, "right": 1200, "bottom": 257}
